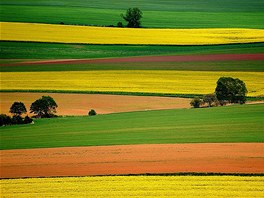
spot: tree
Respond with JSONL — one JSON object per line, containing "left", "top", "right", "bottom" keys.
{"left": 30, "top": 96, "right": 58, "bottom": 118}
{"left": 88, "top": 109, "right": 97, "bottom": 116}
{"left": 215, "top": 77, "right": 247, "bottom": 104}
{"left": 122, "top": 8, "right": 143, "bottom": 28}
{"left": 190, "top": 97, "right": 203, "bottom": 108}
{"left": 203, "top": 93, "right": 219, "bottom": 107}
{"left": 9, "top": 102, "right": 27, "bottom": 116}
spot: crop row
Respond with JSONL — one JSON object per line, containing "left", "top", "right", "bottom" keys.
{"left": 1, "top": 71, "right": 263, "bottom": 96}
{"left": 1, "top": 176, "right": 263, "bottom": 197}
{"left": 1, "top": 22, "right": 264, "bottom": 45}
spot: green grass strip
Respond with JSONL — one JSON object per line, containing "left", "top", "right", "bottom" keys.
{"left": 1, "top": 41, "right": 264, "bottom": 59}
{"left": 1, "top": 104, "right": 263, "bottom": 150}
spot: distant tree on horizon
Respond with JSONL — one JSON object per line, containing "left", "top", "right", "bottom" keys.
{"left": 122, "top": 8, "right": 143, "bottom": 28}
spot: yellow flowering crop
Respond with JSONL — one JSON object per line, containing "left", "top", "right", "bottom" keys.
{"left": 1, "top": 71, "right": 263, "bottom": 96}
{"left": 1, "top": 22, "right": 264, "bottom": 45}
{"left": 1, "top": 176, "right": 264, "bottom": 197}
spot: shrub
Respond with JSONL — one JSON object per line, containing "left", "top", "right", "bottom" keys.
{"left": 203, "top": 93, "right": 219, "bottom": 107}
{"left": 117, "top": 22, "right": 123, "bottom": 27}
{"left": 24, "top": 115, "right": 33, "bottom": 124}
{"left": 11, "top": 115, "right": 24, "bottom": 125}
{"left": 190, "top": 97, "right": 203, "bottom": 108}
{"left": 88, "top": 109, "right": 97, "bottom": 116}
{"left": 0, "top": 114, "right": 12, "bottom": 126}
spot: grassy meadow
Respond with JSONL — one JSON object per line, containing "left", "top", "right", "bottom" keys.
{"left": 1, "top": 42, "right": 264, "bottom": 59}
{"left": 1, "top": 104, "right": 263, "bottom": 150}
{"left": 1, "top": 0, "right": 264, "bottom": 28}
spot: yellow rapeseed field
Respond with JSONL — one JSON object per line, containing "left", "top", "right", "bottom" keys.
{"left": 1, "top": 22, "right": 264, "bottom": 45}
{"left": 1, "top": 176, "right": 263, "bottom": 197}
{"left": 1, "top": 71, "right": 263, "bottom": 96}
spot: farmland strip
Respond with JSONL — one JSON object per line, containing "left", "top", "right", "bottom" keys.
{"left": 1, "top": 143, "right": 263, "bottom": 178}
{"left": 1, "top": 22, "right": 264, "bottom": 45}
{"left": 2, "top": 54, "right": 264, "bottom": 66}
{"left": 1, "top": 71, "right": 263, "bottom": 96}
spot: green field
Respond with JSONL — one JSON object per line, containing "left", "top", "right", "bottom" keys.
{"left": 1, "top": 104, "right": 263, "bottom": 150}
{"left": 1, "top": 0, "right": 264, "bottom": 28}
{"left": 1, "top": 42, "right": 264, "bottom": 60}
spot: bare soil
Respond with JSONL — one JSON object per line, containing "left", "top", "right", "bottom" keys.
{"left": 1, "top": 143, "right": 263, "bottom": 178}
{"left": 2, "top": 54, "right": 264, "bottom": 66}
{"left": 0, "top": 92, "right": 191, "bottom": 115}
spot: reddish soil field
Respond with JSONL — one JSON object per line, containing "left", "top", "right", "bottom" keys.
{"left": 2, "top": 54, "right": 264, "bottom": 66}
{"left": 1, "top": 143, "right": 263, "bottom": 178}
{"left": 0, "top": 92, "right": 190, "bottom": 115}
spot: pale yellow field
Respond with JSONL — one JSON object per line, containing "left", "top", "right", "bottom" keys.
{"left": 1, "top": 22, "right": 264, "bottom": 45}
{"left": 1, "top": 176, "right": 263, "bottom": 197}
{"left": 1, "top": 71, "right": 263, "bottom": 96}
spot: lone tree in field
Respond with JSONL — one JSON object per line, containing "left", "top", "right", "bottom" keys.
{"left": 215, "top": 77, "right": 247, "bottom": 104}
{"left": 9, "top": 102, "right": 27, "bottom": 116}
{"left": 30, "top": 96, "right": 58, "bottom": 118}
{"left": 122, "top": 8, "right": 143, "bottom": 28}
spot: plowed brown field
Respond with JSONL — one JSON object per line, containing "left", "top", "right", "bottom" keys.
{"left": 0, "top": 92, "right": 190, "bottom": 115}
{"left": 2, "top": 54, "right": 264, "bottom": 66}
{"left": 1, "top": 143, "right": 263, "bottom": 178}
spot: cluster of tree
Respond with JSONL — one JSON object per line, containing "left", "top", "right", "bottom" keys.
{"left": 0, "top": 96, "right": 58, "bottom": 127}
{"left": 0, "top": 102, "right": 33, "bottom": 126}
{"left": 190, "top": 77, "right": 248, "bottom": 108}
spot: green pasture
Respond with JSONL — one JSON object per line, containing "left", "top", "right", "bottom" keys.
{"left": 1, "top": 0, "right": 264, "bottom": 28}
{"left": 1, "top": 104, "right": 263, "bottom": 150}
{"left": 1, "top": 42, "right": 264, "bottom": 60}
{"left": 1, "top": 61, "right": 263, "bottom": 73}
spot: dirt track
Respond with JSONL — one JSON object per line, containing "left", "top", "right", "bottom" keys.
{"left": 2, "top": 54, "right": 264, "bottom": 66}
{"left": 1, "top": 143, "right": 263, "bottom": 178}
{"left": 0, "top": 92, "right": 190, "bottom": 115}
